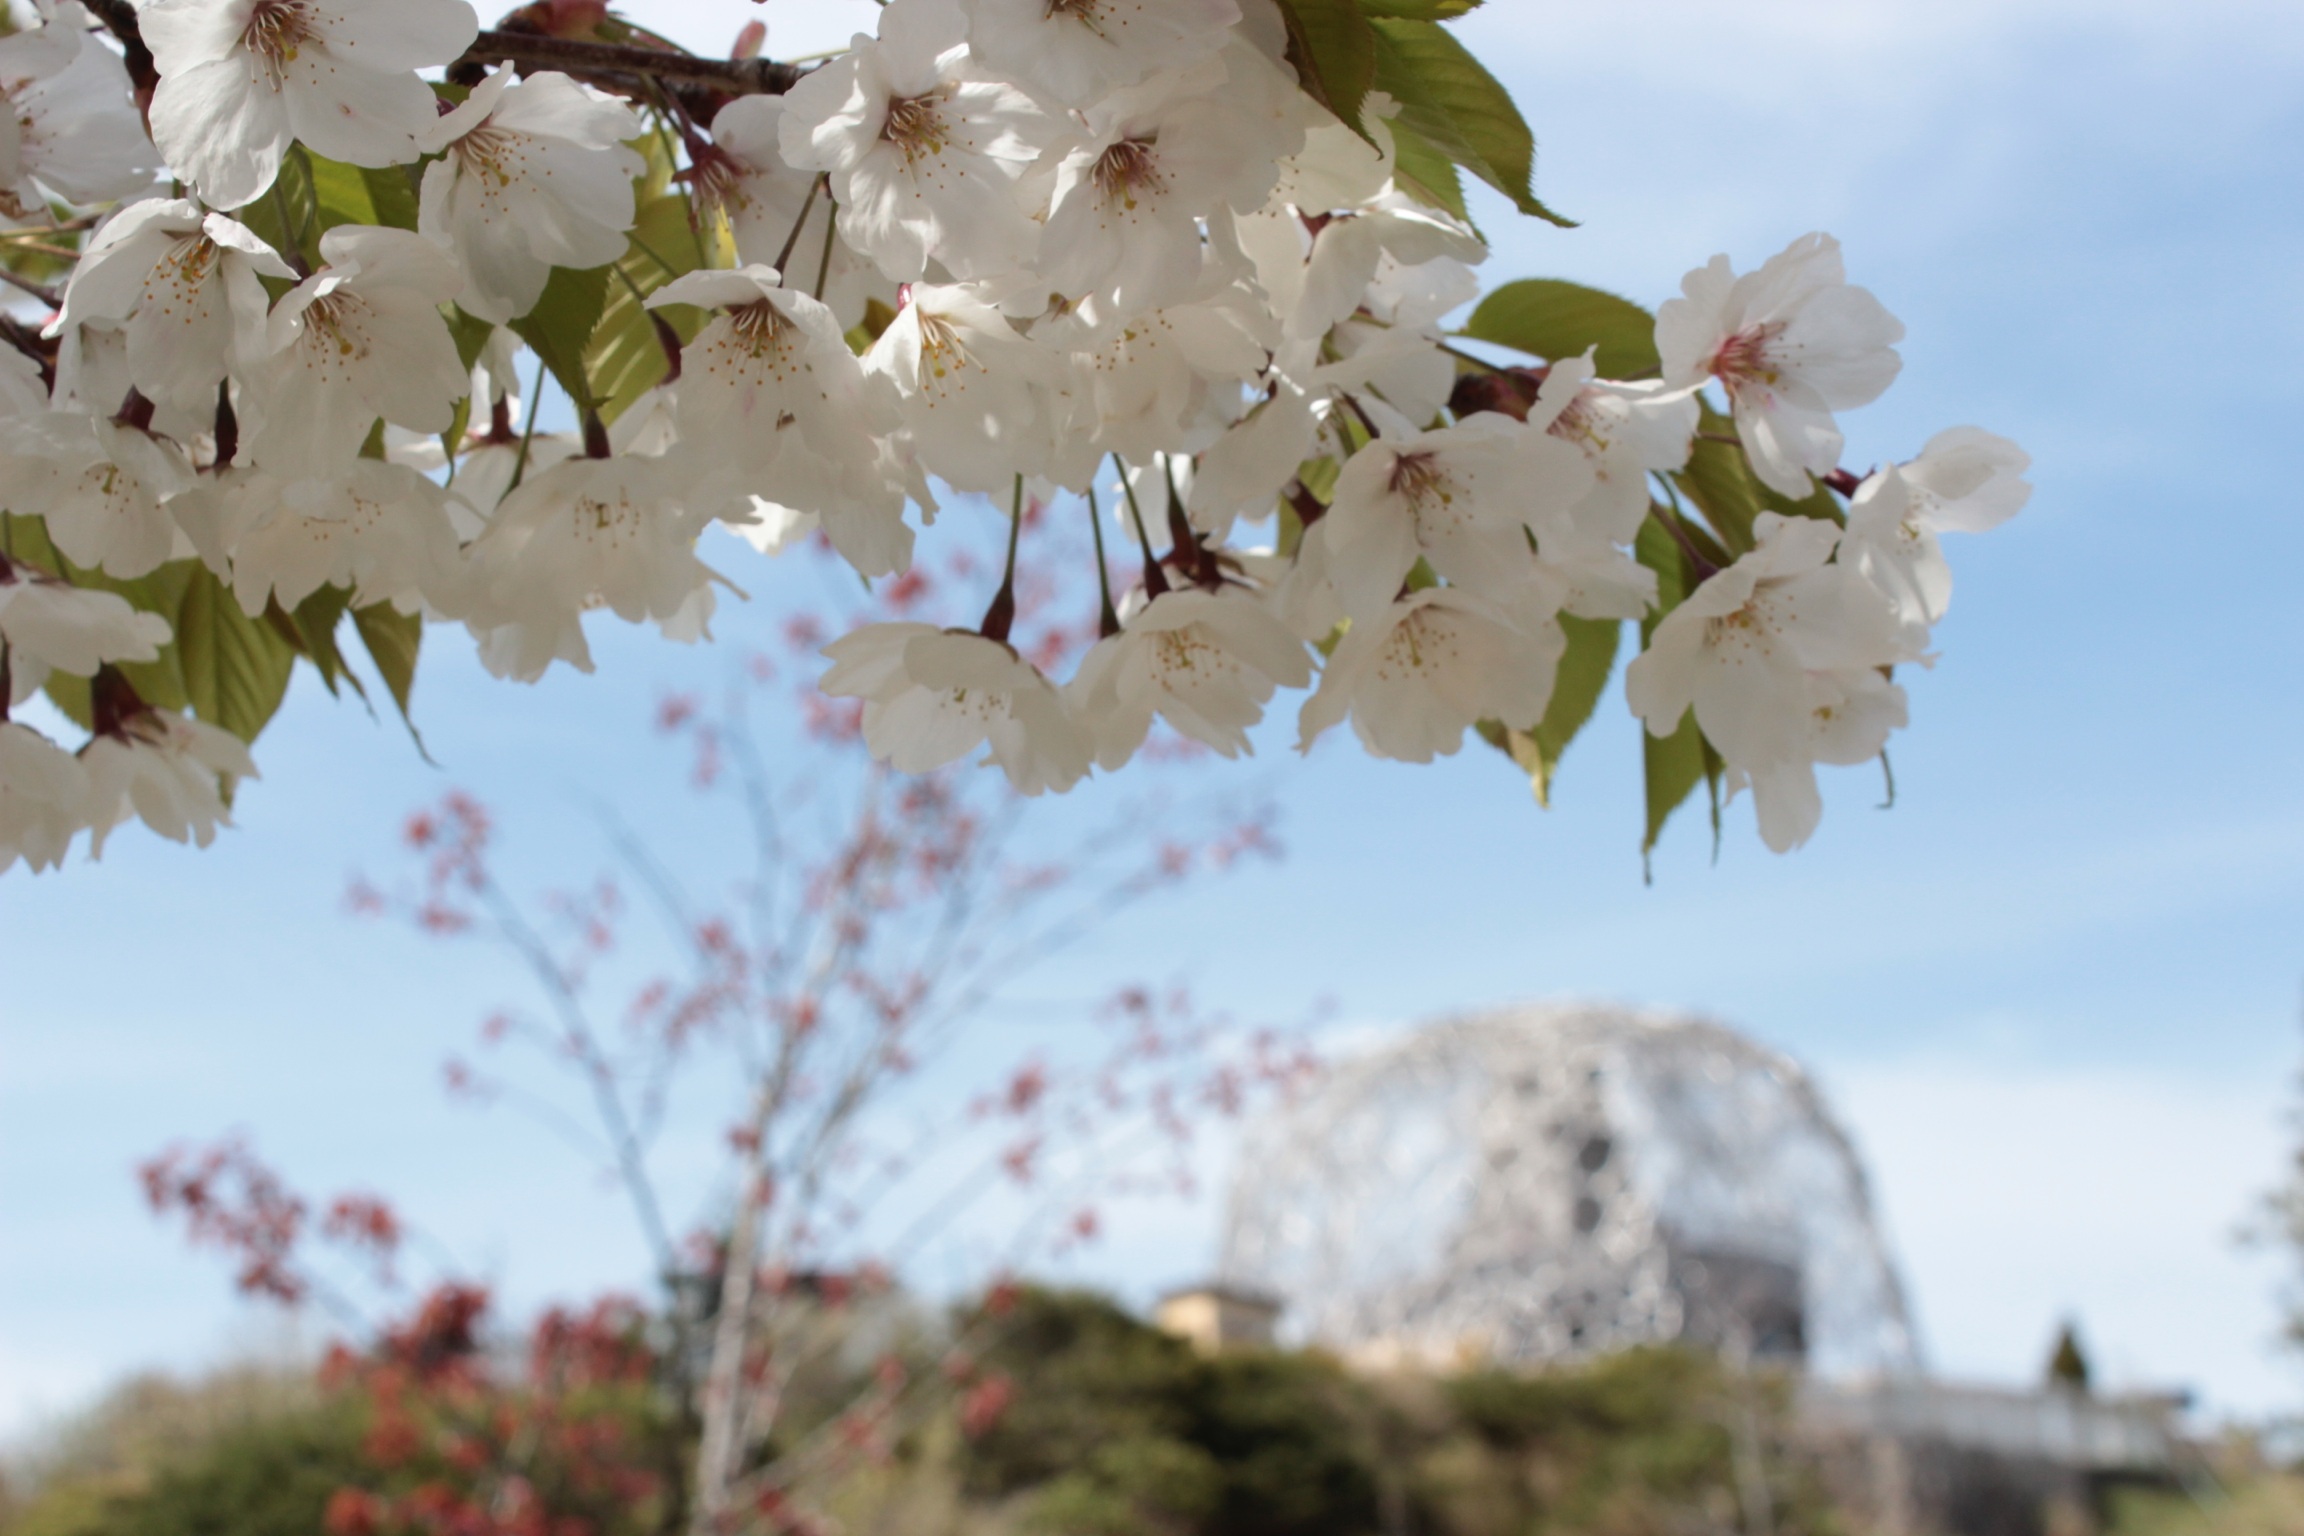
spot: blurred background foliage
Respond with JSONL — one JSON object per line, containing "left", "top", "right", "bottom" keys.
{"left": 0, "top": 1286, "right": 1854, "bottom": 1536}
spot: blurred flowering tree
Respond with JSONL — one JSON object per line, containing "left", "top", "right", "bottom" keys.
{"left": 144, "top": 521, "right": 1314, "bottom": 1534}
{"left": 0, "top": 0, "right": 2031, "bottom": 877}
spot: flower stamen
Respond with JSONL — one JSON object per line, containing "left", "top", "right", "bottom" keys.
{"left": 242, "top": 0, "right": 316, "bottom": 87}
{"left": 1090, "top": 138, "right": 1161, "bottom": 209}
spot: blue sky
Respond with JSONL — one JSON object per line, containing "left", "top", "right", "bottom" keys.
{"left": 6, "top": 0, "right": 2304, "bottom": 1440}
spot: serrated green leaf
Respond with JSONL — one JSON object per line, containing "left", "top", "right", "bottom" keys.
{"left": 352, "top": 602, "right": 423, "bottom": 742}
{"left": 272, "top": 585, "right": 364, "bottom": 698}
{"left": 1368, "top": 18, "right": 1572, "bottom": 226}
{"left": 178, "top": 566, "right": 296, "bottom": 744}
{"left": 1387, "top": 119, "right": 1470, "bottom": 223}
{"left": 509, "top": 261, "right": 611, "bottom": 411}
{"left": 1276, "top": 0, "right": 1378, "bottom": 137}
{"left": 1358, "top": 0, "right": 1481, "bottom": 16}
{"left": 1463, "top": 279, "right": 1659, "bottom": 379}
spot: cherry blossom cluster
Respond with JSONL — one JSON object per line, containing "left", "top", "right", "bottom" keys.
{"left": 0, "top": 0, "right": 2031, "bottom": 872}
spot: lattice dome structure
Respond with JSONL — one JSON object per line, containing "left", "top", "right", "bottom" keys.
{"left": 1219, "top": 1004, "right": 1920, "bottom": 1378}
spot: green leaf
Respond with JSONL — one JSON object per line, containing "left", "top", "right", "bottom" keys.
{"left": 177, "top": 566, "right": 297, "bottom": 744}
{"left": 1642, "top": 708, "right": 1708, "bottom": 872}
{"left": 304, "top": 154, "right": 421, "bottom": 235}
{"left": 1357, "top": 0, "right": 1481, "bottom": 16}
{"left": 1633, "top": 516, "right": 1709, "bottom": 868}
{"left": 1275, "top": 0, "right": 1379, "bottom": 135}
{"left": 588, "top": 191, "right": 707, "bottom": 425}
{"left": 1668, "top": 403, "right": 1842, "bottom": 562}
{"left": 1671, "top": 404, "right": 1766, "bottom": 558}
{"left": 307, "top": 153, "right": 378, "bottom": 231}
{"left": 361, "top": 163, "right": 423, "bottom": 233}
{"left": 1, "top": 510, "right": 65, "bottom": 579}
{"left": 1463, "top": 279, "right": 1659, "bottom": 379}
{"left": 1387, "top": 119, "right": 1470, "bottom": 223}
{"left": 447, "top": 307, "right": 498, "bottom": 373}
{"left": 1368, "top": 18, "right": 1573, "bottom": 226}
{"left": 352, "top": 602, "right": 423, "bottom": 740}
{"left": 265, "top": 146, "right": 321, "bottom": 269}
{"left": 1528, "top": 613, "right": 1619, "bottom": 805}
{"left": 271, "top": 585, "right": 364, "bottom": 698}
{"left": 440, "top": 308, "right": 497, "bottom": 460}
{"left": 844, "top": 294, "right": 900, "bottom": 356}
{"left": 509, "top": 261, "right": 612, "bottom": 411}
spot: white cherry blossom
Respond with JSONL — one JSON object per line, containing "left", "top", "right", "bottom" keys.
{"left": 144, "top": 0, "right": 477, "bottom": 210}
{"left": 82, "top": 709, "right": 257, "bottom": 855}
{"left": 1040, "top": 256, "right": 1277, "bottom": 468}
{"left": 0, "top": 559, "right": 172, "bottom": 703}
{"left": 1321, "top": 415, "right": 1593, "bottom": 622}
{"left": 777, "top": 0, "right": 1051, "bottom": 282}
{"left": 1623, "top": 512, "right": 1911, "bottom": 852}
{"left": 419, "top": 69, "right": 645, "bottom": 325}
{"left": 821, "top": 623, "right": 1091, "bottom": 793}
{"left": 1841, "top": 426, "right": 2031, "bottom": 631}
{"left": 175, "top": 461, "right": 463, "bottom": 616}
{"left": 0, "top": 412, "right": 195, "bottom": 579}
{"left": 249, "top": 225, "right": 470, "bottom": 481}
{"left": 964, "top": 0, "right": 1240, "bottom": 109}
{"left": 0, "top": 344, "right": 45, "bottom": 420}
{"left": 1719, "top": 665, "right": 1908, "bottom": 853}
{"left": 52, "top": 199, "right": 295, "bottom": 415}
{"left": 1038, "top": 45, "right": 1302, "bottom": 312}
{"left": 700, "top": 95, "right": 877, "bottom": 329}
{"left": 864, "top": 283, "right": 1065, "bottom": 493}
{"left": 648, "top": 265, "right": 918, "bottom": 577}
{"left": 1521, "top": 354, "right": 1687, "bottom": 620}
{"left": 439, "top": 433, "right": 581, "bottom": 534}
{"left": 1298, "top": 587, "right": 1563, "bottom": 763}
{"left": 0, "top": 722, "right": 88, "bottom": 872}
{"left": 1067, "top": 586, "right": 1310, "bottom": 764}
{"left": 1655, "top": 232, "right": 1905, "bottom": 499}
{"left": 650, "top": 265, "right": 876, "bottom": 473}
{"left": 0, "top": 1, "right": 161, "bottom": 222}
{"left": 1246, "top": 193, "right": 1484, "bottom": 349}
{"left": 460, "top": 453, "right": 719, "bottom": 682}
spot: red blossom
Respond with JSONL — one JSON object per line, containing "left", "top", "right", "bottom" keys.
{"left": 325, "top": 1487, "right": 386, "bottom": 1536}
{"left": 139, "top": 1138, "right": 308, "bottom": 1302}
{"left": 381, "top": 1283, "right": 490, "bottom": 1385}
{"left": 1002, "top": 1063, "right": 1048, "bottom": 1116}
{"left": 958, "top": 1371, "right": 1015, "bottom": 1439}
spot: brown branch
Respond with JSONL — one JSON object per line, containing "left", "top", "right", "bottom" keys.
{"left": 82, "top": 0, "right": 800, "bottom": 104}
{"left": 82, "top": 0, "right": 157, "bottom": 97}
{"left": 455, "top": 29, "right": 806, "bottom": 96}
